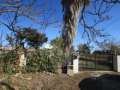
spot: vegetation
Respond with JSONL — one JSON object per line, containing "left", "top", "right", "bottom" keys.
{"left": 0, "top": 0, "right": 120, "bottom": 74}
{"left": 78, "top": 44, "right": 91, "bottom": 54}
{"left": 7, "top": 28, "right": 48, "bottom": 49}
{"left": 51, "top": 37, "right": 64, "bottom": 49}
{"left": 61, "top": 0, "right": 120, "bottom": 51}
{"left": 96, "top": 40, "right": 120, "bottom": 55}
{"left": 0, "top": 47, "right": 66, "bottom": 74}
{"left": 0, "top": 1, "right": 120, "bottom": 90}
{"left": 26, "top": 49, "right": 65, "bottom": 73}
{"left": 0, "top": 50, "right": 18, "bottom": 74}
{"left": 0, "top": 0, "right": 120, "bottom": 51}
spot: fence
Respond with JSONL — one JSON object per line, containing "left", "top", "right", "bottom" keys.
{"left": 79, "top": 54, "right": 114, "bottom": 71}
{"left": 65, "top": 54, "right": 115, "bottom": 75}
{"left": 0, "top": 48, "right": 115, "bottom": 74}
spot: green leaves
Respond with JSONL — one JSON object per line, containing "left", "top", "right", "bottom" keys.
{"left": 22, "top": 28, "right": 48, "bottom": 49}
{"left": 51, "top": 37, "right": 64, "bottom": 50}
{"left": 0, "top": 50, "right": 18, "bottom": 74}
{"left": 14, "top": 27, "right": 48, "bottom": 49}
{"left": 78, "top": 44, "right": 91, "bottom": 54}
{"left": 26, "top": 49, "right": 65, "bottom": 73}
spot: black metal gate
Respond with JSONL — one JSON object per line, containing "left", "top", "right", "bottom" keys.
{"left": 79, "top": 54, "right": 114, "bottom": 71}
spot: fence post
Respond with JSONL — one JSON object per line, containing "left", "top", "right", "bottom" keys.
{"left": 18, "top": 50, "right": 26, "bottom": 67}
{"left": 113, "top": 55, "right": 120, "bottom": 72}
{"left": 73, "top": 56, "right": 79, "bottom": 74}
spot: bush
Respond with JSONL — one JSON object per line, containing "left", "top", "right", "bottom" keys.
{"left": 26, "top": 49, "right": 65, "bottom": 73}
{"left": 0, "top": 48, "right": 67, "bottom": 74}
{"left": 0, "top": 50, "right": 18, "bottom": 74}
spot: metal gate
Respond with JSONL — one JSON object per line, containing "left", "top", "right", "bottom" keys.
{"left": 79, "top": 54, "right": 114, "bottom": 71}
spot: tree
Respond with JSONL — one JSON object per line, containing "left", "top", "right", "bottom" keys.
{"left": 7, "top": 27, "right": 48, "bottom": 49}
{"left": 78, "top": 44, "right": 91, "bottom": 54}
{"left": 61, "top": 0, "right": 120, "bottom": 52}
{"left": 0, "top": 0, "right": 56, "bottom": 48}
{"left": 23, "top": 28, "right": 48, "bottom": 49}
{"left": 0, "top": 0, "right": 20, "bottom": 13}
{"left": 51, "top": 37, "right": 64, "bottom": 49}
{"left": 61, "top": 0, "right": 89, "bottom": 51}
{"left": 0, "top": 0, "right": 53, "bottom": 26}
{"left": 6, "top": 34, "right": 15, "bottom": 47}
{"left": 98, "top": 40, "right": 120, "bottom": 55}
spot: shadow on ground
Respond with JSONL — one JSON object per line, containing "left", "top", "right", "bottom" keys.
{"left": 0, "top": 82, "right": 15, "bottom": 90}
{"left": 79, "top": 74, "right": 120, "bottom": 90}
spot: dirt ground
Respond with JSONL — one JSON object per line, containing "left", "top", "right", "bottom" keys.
{"left": 0, "top": 71, "right": 119, "bottom": 90}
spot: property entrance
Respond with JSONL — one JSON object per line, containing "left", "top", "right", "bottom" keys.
{"left": 79, "top": 54, "right": 114, "bottom": 71}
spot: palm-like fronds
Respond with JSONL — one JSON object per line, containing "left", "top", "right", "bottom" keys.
{"left": 61, "top": 0, "right": 89, "bottom": 52}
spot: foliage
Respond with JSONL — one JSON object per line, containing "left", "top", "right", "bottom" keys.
{"left": 51, "top": 37, "right": 64, "bottom": 49}
{"left": 7, "top": 28, "right": 48, "bottom": 49}
{"left": 0, "top": 47, "right": 67, "bottom": 74}
{"left": 6, "top": 35, "right": 15, "bottom": 47}
{"left": 17, "top": 28, "right": 48, "bottom": 49}
{"left": 78, "top": 44, "right": 91, "bottom": 54}
{"left": 98, "top": 41, "right": 120, "bottom": 55}
{"left": 0, "top": 50, "right": 18, "bottom": 74}
{"left": 26, "top": 48, "right": 65, "bottom": 73}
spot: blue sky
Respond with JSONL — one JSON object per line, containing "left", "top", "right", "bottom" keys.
{"left": 45, "top": 0, "right": 120, "bottom": 49}
{"left": 0, "top": 0, "right": 120, "bottom": 49}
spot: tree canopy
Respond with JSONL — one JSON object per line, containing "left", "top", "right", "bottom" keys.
{"left": 78, "top": 44, "right": 91, "bottom": 54}
{"left": 0, "top": 0, "right": 120, "bottom": 52}
{"left": 51, "top": 37, "right": 64, "bottom": 49}
{"left": 7, "top": 27, "right": 48, "bottom": 49}
{"left": 98, "top": 40, "right": 120, "bottom": 54}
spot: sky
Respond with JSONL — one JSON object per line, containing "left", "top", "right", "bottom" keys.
{"left": 0, "top": 0, "right": 120, "bottom": 50}
{"left": 44, "top": 0, "right": 120, "bottom": 50}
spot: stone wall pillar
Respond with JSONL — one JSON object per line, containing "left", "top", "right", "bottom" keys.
{"left": 113, "top": 55, "right": 120, "bottom": 72}
{"left": 18, "top": 51, "right": 26, "bottom": 67}
{"left": 73, "top": 56, "right": 79, "bottom": 74}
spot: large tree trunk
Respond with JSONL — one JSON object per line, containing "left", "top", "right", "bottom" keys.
{"left": 61, "top": 0, "right": 89, "bottom": 52}
{"left": 61, "top": 0, "right": 82, "bottom": 51}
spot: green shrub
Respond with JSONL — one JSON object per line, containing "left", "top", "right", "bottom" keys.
{"left": 26, "top": 49, "right": 65, "bottom": 73}
{"left": 0, "top": 48, "right": 67, "bottom": 74}
{"left": 0, "top": 50, "right": 18, "bottom": 74}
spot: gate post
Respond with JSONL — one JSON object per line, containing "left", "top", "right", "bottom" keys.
{"left": 113, "top": 55, "right": 120, "bottom": 72}
{"left": 18, "top": 49, "right": 26, "bottom": 67}
{"left": 73, "top": 56, "right": 79, "bottom": 74}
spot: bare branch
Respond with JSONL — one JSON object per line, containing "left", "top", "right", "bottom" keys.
{"left": 79, "top": 0, "right": 118, "bottom": 43}
{"left": 103, "top": 0, "right": 120, "bottom": 3}
{"left": 0, "top": 10, "right": 17, "bottom": 13}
